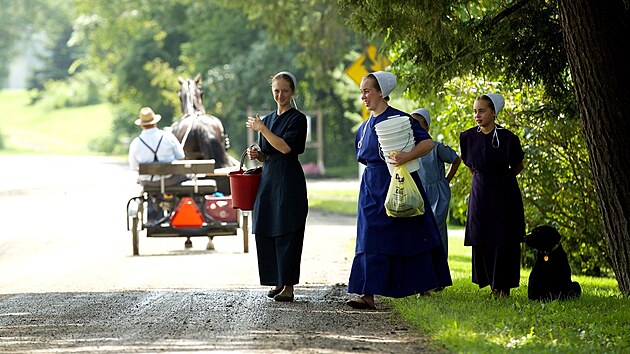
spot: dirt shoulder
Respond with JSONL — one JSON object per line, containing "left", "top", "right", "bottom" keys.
{"left": 0, "top": 284, "right": 446, "bottom": 353}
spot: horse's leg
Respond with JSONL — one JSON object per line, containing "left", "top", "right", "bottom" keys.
{"left": 206, "top": 236, "right": 215, "bottom": 250}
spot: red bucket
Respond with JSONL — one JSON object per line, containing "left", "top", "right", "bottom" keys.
{"left": 228, "top": 149, "right": 262, "bottom": 210}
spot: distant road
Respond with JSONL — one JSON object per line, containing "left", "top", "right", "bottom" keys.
{"left": 0, "top": 154, "right": 358, "bottom": 292}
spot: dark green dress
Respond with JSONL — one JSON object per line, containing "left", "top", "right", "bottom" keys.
{"left": 253, "top": 108, "right": 308, "bottom": 286}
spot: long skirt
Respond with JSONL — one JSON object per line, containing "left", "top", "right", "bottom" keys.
{"left": 348, "top": 246, "right": 452, "bottom": 298}
{"left": 472, "top": 243, "right": 521, "bottom": 290}
{"left": 255, "top": 228, "right": 305, "bottom": 286}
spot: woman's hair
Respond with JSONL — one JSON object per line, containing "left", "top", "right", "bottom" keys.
{"left": 475, "top": 95, "right": 495, "bottom": 112}
{"left": 365, "top": 74, "right": 389, "bottom": 101}
{"left": 271, "top": 73, "right": 296, "bottom": 93}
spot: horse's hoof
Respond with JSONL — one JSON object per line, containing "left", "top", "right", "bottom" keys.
{"left": 206, "top": 240, "right": 215, "bottom": 250}
{"left": 184, "top": 239, "right": 193, "bottom": 249}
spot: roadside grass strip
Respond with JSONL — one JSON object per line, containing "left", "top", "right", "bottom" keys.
{"left": 391, "top": 233, "right": 629, "bottom": 353}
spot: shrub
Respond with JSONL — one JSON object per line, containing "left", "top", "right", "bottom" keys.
{"left": 31, "top": 70, "right": 107, "bottom": 109}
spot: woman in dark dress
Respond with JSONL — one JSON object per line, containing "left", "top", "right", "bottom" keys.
{"left": 246, "top": 71, "right": 308, "bottom": 302}
{"left": 459, "top": 93, "right": 525, "bottom": 297}
{"left": 347, "top": 71, "right": 452, "bottom": 310}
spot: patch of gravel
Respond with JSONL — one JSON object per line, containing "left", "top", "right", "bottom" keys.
{"left": 0, "top": 284, "right": 447, "bottom": 353}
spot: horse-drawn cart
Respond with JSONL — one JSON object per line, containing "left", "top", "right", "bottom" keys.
{"left": 126, "top": 159, "right": 249, "bottom": 255}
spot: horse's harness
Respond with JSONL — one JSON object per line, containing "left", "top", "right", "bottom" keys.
{"left": 179, "top": 111, "right": 227, "bottom": 149}
{"left": 179, "top": 112, "right": 196, "bottom": 148}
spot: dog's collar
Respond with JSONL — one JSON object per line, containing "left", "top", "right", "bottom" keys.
{"left": 541, "top": 242, "right": 561, "bottom": 261}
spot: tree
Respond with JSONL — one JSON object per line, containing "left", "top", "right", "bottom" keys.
{"left": 0, "top": 0, "right": 32, "bottom": 85}
{"left": 557, "top": 0, "right": 630, "bottom": 294}
{"left": 216, "top": 0, "right": 366, "bottom": 169}
{"left": 339, "top": 0, "right": 629, "bottom": 294}
{"left": 0, "top": 0, "right": 65, "bottom": 87}
{"left": 73, "top": 0, "right": 193, "bottom": 149}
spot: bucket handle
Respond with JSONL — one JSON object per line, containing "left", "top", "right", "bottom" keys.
{"left": 378, "top": 131, "right": 412, "bottom": 163}
{"left": 240, "top": 144, "right": 265, "bottom": 171}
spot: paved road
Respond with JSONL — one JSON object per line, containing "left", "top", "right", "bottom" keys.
{"left": 0, "top": 155, "right": 443, "bottom": 353}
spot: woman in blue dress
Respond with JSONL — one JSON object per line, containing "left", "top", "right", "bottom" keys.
{"left": 347, "top": 71, "right": 452, "bottom": 310}
{"left": 246, "top": 71, "right": 308, "bottom": 302}
{"left": 459, "top": 93, "right": 525, "bottom": 297}
{"left": 410, "top": 108, "right": 462, "bottom": 255}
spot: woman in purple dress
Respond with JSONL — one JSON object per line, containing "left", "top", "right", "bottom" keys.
{"left": 347, "top": 71, "right": 452, "bottom": 310}
{"left": 459, "top": 93, "right": 525, "bottom": 297}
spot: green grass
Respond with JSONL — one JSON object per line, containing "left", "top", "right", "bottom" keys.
{"left": 390, "top": 232, "right": 628, "bottom": 353}
{"left": 0, "top": 89, "right": 113, "bottom": 154}
{"left": 308, "top": 187, "right": 359, "bottom": 215}
{"left": 310, "top": 185, "right": 628, "bottom": 353}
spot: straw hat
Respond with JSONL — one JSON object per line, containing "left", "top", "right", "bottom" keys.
{"left": 371, "top": 71, "right": 397, "bottom": 98}
{"left": 411, "top": 108, "right": 430, "bottom": 127}
{"left": 135, "top": 107, "right": 162, "bottom": 126}
{"left": 482, "top": 93, "right": 505, "bottom": 115}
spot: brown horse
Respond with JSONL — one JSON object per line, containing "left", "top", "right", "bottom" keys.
{"left": 171, "top": 74, "right": 237, "bottom": 168}
{"left": 170, "top": 74, "right": 238, "bottom": 251}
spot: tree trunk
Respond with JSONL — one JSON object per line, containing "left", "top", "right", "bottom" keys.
{"left": 557, "top": 0, "right": 630, "bottom": 295}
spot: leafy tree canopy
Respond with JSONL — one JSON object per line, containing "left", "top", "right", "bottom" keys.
{"left": 340, "top": 0, "right": 570, "bottom": 101}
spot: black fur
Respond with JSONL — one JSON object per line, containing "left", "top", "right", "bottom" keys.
{"left": 525, "top": 225, "right": 581, "bottom": 301}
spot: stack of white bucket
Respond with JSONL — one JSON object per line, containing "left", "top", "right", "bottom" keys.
{"left": 374, "top": 116, "right": 420, "bottom": 175}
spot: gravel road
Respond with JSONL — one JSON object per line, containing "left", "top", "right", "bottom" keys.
{"left": 0, "top": 155, "right": 445, "bottom": 353}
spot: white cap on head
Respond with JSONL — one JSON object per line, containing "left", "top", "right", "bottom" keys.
{"left": 371, "top": 71, "right": 397, "bottom": 98}
{"left": 482, "top": 93, "right": 505, "bottom": 115}
{"left": 275, "top": 71, "right": 297, "bottom": 91}
{"left": 411, "top": 108, "right": 430, "bottom": 127}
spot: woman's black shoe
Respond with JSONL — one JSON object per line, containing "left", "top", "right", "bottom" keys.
{"left": 274, "top": 293, "right": 294, "bottom": 302}
{"left": 267, "top": 288, "right": 283, "bottom": 298}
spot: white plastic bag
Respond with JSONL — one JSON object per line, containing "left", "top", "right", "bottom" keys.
{"left": 384, "top": 164, "right": 425, "bottom": 217}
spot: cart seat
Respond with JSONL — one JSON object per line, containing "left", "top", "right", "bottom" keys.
{"left": 142, "top": 178, "right": 217, "bottom": 195}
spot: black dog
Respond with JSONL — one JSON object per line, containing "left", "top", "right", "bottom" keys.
{"left": 525, "top": 225, "right": 581, "bottom": 301}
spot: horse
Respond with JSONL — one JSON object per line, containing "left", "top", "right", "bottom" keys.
{"left": 171, "top": 74, "right": 238, "bottom": 169}
{"left": 170, "top": 74, "right": 238, "bottom": 251}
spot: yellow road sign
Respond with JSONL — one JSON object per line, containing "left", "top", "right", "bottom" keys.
{"left": 345, "top": 45, "right": 390, "bottom": 86}
{"left": 345, "top": 45, "right": 390, "bottom": 119}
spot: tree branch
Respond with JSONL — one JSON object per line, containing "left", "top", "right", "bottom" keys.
{"left": 488, "top": 0, "right": 532, "bottom": 28}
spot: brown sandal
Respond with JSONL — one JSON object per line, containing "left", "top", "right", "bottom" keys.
{"left": 346, "top": 297, "right": 376, "bottom": 310}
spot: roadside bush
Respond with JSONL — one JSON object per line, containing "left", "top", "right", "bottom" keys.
{"left": 31, "top": 69, "right": 107, "bottom": 109}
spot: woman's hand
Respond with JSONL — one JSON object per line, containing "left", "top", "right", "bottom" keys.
{"left": 246, "top": 114, "right": 264, "bottom": 132}
{"left": 247, "top": 146, "right": 259, "bottom": 161}
{"left": 388, "top": 150, "right": 412, "bottom": 166}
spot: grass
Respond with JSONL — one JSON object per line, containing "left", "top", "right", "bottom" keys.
{"left": 308, "top": 187, "right": 359, "bottom": 215}
{"left": 309, "top": 182, "right": 629, "bottom": 353}
{"left": 0, "top": 89, "right": 113, "bottom": 154}
{"left": 391, "top": 234, "right": 629, "bottom": 353}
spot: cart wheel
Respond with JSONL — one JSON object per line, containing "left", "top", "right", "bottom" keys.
{"left": 131, "top": 216, "right": 140, "bottom": 256}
